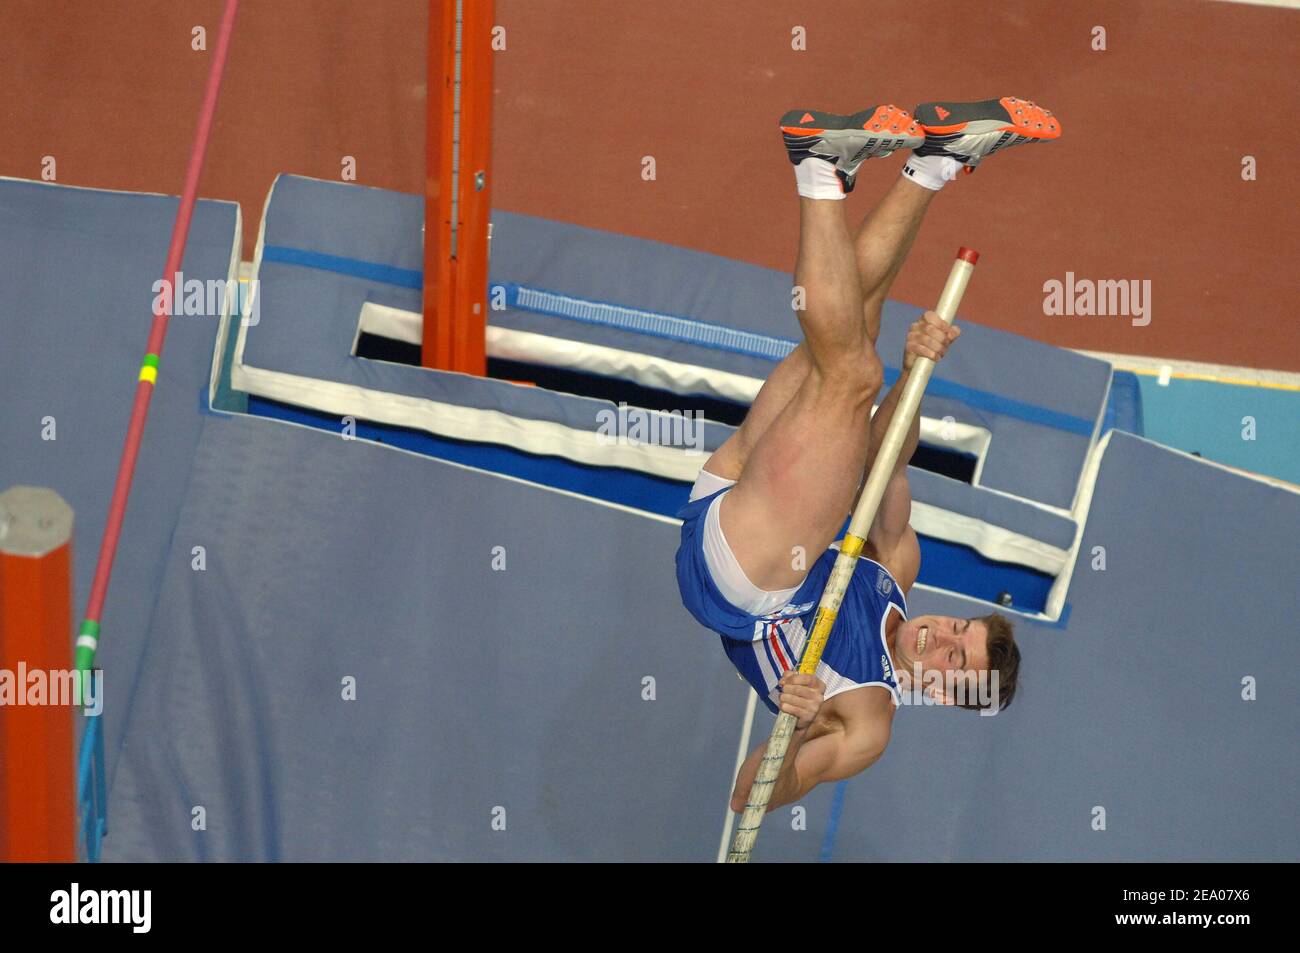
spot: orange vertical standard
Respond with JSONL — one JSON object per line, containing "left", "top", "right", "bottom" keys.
{"left": 423, "top": 0, "right": 494, "bottom": 374}
{"left": 0, "top": 486, "right": 76, "bottom": 862}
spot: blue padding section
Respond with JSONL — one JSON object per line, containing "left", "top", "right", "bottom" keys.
{"left": 505, "top": 282, "right": 795, "bottom": 362}
{"left": 243, "top": 264, "right": 733, "bottom": 450}
{"left": 102, "top": 414, "right": 747, "bottom": 861}
{"left": 1138, "top": 375, "right": 1299, "bottom": 486}
{"left": 263, "top": 238, "right": 1096, "bottom": 437}
{"left": 751, "top": 432, "right": 1300, "bottom": 862}
{"left": 0, "top": 177, "right": 239, "bottom": 789}
{"left": 1103, "top": 370, "right": 1145, "bottom": 436}
{"left": 504, "top": 282, "right": 1094, "bottom": 436}
{"left": 261, "top": 241, "right": 1096, "bottom": 437}
{"left": 881, "top": 366, "right": 1094, "bottom": 437}
{"left": 242, "top": 182, "right": 737, "bottom": 457}
{"left": 258, "top": 174, "right": 425, "bottom": 270}
{"left": 249, "top": 181, "right": 1080, "bottom": 573}
{"left": 489, "top": 208, "right": 1109, "bottom": 508}
{"left": 249, "top": 396, "right": 1054, "bottom": 611}
{"left": 262, "top": 244, "right": 422, "bottom": 289}
{"left": 244, "top": 175, "right": 1112, "bottom": 509}
{"left": 488, "top": 210, "right": 1109, "bottom": 417}
{"left": 908, "top": 469, "right": 1076, "bottom": 551}
{"left": 915, "top": 536, "right": 1053, "bottom": 612}
{"left": 258, "top": 227, "right": 1098, "bottom": 438}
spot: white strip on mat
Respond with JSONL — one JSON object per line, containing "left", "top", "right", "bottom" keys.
{"left": 910, "top": 501, "right": 1069, "bottom": 575}
{"left": 230, "top": 359, "right": 709, "bottom": 482}
{"left": 357, "top": 302, "right": 993, "bottom": 458}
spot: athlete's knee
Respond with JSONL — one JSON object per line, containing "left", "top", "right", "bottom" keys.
{"left": 811, "top": 356, "right": 883, "bottom": 413}
{"left": 809, "top": 345, "right": 882, "bottom": 406}
{"left": 836, "top": 349, "right": 884, "bottom": 401}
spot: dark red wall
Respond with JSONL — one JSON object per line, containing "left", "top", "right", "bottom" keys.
{"left": 4, "top": 0, "right": 1296, "bottom": 369}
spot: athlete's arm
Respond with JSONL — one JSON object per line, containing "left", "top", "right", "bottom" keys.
{"left": 730, "top": 679, "right": 893, "bottom": 813}
{"left": 863, "top": 312, "right": 959, "bottom": 588}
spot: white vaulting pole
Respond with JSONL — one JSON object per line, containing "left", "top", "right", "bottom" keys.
{"left": 726, "top": 246, "right": 979, "bottom": 863}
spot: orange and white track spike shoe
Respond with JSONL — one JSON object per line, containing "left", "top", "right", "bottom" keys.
{"left": 779, "top": 105, "right": 924, "bottom": 193}
{"left": 913, "top": 97, "right": 1061, "bottom": 172}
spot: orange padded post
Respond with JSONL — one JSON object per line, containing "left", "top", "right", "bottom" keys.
{"left": 423, "top": 0, "right": 494, "bottom": 375}
{"left": 0, "top": 486, "right": 76, "bottom": 862}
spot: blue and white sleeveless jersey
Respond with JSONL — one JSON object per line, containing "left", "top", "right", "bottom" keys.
{"left": 675, "top": 487, "right": 906, "bottom": 715}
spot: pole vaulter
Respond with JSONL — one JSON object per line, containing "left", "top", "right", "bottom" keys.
{"left": 672, "top": 99, "right": 1060, "bottom": 862}
{"left": 728, "top": 248, "right": 977, "bottom": 862}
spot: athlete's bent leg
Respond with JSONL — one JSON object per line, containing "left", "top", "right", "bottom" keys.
{"left": 855, "top": 175, "right": 937, "bottom": 338}
{"left": 719, "top": 195, "right": 882, "bottom": 591}
{"left": 705, "top": 147, "right": 939, "bottom": 484}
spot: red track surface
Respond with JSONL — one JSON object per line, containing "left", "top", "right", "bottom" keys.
{"left": 3, "top": 0, "right": 1297, "bottom": 369}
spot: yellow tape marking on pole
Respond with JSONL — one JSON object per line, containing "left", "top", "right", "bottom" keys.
{"left": 726, "top": 248, "right": 978, "bottom": 863}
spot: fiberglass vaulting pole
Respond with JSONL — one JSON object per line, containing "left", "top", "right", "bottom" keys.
{"left": 727, "top": 247, "right": 979, "bottom": 863}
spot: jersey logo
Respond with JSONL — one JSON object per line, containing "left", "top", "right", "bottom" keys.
{"left": 876, "top": 569, "right": 893, "bottom": 597}
{"left": 881, "top": 653, "right": 894, "bottom": 681}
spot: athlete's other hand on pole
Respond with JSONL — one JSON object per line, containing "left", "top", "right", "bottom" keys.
{"left": 903, "top": 310, "right": 960, "bottom": 371}
{"left": 777, "top": 673, "right": 826, "bottom": 729}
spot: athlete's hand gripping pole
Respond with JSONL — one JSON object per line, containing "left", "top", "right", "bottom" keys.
{"left": 726, "top": 247, "right": 979, "bottom": 863}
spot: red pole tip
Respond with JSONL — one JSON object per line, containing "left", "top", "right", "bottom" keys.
{"left": 956, "top": 247, "right": 980, "bottom": 265}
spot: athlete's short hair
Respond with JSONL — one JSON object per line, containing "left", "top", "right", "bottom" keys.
{"left": 956, "top": 613, "right": 1019, "bottom": 712}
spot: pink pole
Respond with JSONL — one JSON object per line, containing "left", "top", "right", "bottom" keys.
{"left": 75, "top": 0, "right": 240, "bottom": 679}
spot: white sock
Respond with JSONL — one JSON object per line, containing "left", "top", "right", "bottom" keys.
{"left": 794, "top": 157, "right": 845, "bottom": 200}
{"left": 901, "top": 154, "right": 963, "bottom": 191}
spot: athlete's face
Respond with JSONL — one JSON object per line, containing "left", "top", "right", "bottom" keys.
{"left": 893, "top": 614, "right": 990, "bottom": 704}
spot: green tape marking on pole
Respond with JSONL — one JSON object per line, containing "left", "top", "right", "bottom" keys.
{"left": 75, "top": 619, "right": 100, "bottom": 706}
